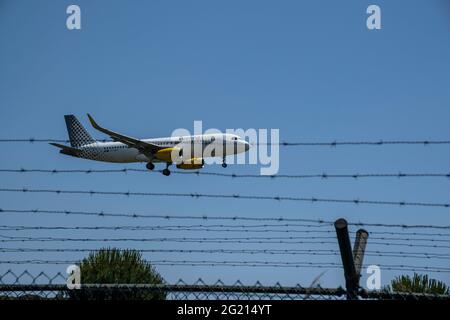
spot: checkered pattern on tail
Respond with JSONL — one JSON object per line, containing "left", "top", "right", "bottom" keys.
{"left": 64, "top": 115, "right": 96, "bottom": 147}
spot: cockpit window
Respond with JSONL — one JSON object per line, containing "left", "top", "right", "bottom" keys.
{"left": 232, "top": 137, "right": 238, "bottom": 141}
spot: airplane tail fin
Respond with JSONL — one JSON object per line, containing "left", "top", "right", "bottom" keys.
{"left": 64, "top": 114, "right": 96, "bottom": 147}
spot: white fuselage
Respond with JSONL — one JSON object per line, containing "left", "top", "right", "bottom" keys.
{"left": 76, "top": 133, "right": 249, "bottom": 163}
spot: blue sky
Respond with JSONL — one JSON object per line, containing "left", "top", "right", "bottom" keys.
{"left": 0, "top": 0, "right": 449, "bottom": 289}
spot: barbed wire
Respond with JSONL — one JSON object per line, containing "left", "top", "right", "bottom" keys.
{"left": 2, "top": 208, "right": 450, "bottom": 230}
{"left": 1, "top": 260, "right": 449, "bottom": 273}
{"left": 0, "top": 260, "right": 343, "bottom": 268}
{"left": 0, "top": 208, "right": 330, "bottom": 225}
{"left": 355, "top": 236, "right": 450, "bottom": 243}
{"left": 0, "top": 222, "right": 331, "bottom": 231}
{"left": 0, "top": 224, "right": 333, "bottom": 233}
{"left": 2, "top": 168, "right": 449, "bottom": 179}
{"left": 272, "top": 140, "right": 450, "bottom": 147}
{"left": 2, "top": 138, "right": 450, "bottom": 146}
{"left": 1, "top": 187, "right": 449, "bottom": 208}
{"left": 1, "top": 247, "right": 450, "bottom": 260}
{"left": 2, "top": 234, "right": 450, "bottom": 248}
{"left": 0, "top": 234, "right": 338, "bottom": 242}
{"left": 2, "top": 224, "right": 450, "bottom": 238}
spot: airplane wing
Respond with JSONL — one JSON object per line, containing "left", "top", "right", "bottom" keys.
{"left": 86, "top": 114, "right": 163, "bottom": 154}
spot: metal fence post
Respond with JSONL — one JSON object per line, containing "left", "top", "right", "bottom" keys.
{"left": 353, "top": 229, "right": 369, "bottom": 287}
{"left": 334, "top": 218, "right": 359, "bottom": 299}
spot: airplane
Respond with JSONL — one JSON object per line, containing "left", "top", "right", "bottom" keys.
{"left": 50, "top": 114, "right": 251, "bottom": 176}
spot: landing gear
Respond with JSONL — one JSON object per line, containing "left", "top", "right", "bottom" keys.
{"left": 222, "top": 157, "right": 227, "bottom": 168}
{"left": 146, "top": 162, "right": 155, "bottom": 171}
{"left": 162, "top": 162, "right": 171, "bottom": 176}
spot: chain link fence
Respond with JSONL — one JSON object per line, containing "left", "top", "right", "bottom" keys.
{"left": 0, "top": 270, "right": 449, "bottom": 301}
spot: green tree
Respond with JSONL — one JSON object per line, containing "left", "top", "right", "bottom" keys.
{"left": 389, "top": 273, "right": 449, "bottom": 295}
{"left": 71, "top": 248, "right": 166, "bottom": 300}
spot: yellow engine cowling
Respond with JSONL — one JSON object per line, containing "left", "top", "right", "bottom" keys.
{"left": 176, "top": 158, "right": 204, "bottom": 170}
{"left": 154, "top": 148, "right": 181, "bottom": 162}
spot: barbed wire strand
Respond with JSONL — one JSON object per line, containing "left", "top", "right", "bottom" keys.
{"left": 2, "top": 138, "right": 450, "bottom": 146}
{"left": 1, "top": 247, "right": 450, "bottom": 260}
{"left": 1, "top": 260, "right": 449, "bottom": 273}
{"left": 2, "top": 235, "right": 450, "bottom": 248}
{"left": 1, "top": 188, "right": 449, "bottom": 208}
{"left": 1, "top": 168, "right": 449, "bottom": 179}
{"left": 0, "top": 223, "right": 329, "bottom": 231}
{"left": 1, "top": 224, "right": 450, "bottom": 238}
{"left": 2, "top": 208, "right": 450, "bottom": 230}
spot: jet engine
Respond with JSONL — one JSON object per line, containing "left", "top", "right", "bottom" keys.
{"left": 176, "top": 158, "right": 204, "bottom": 170}
{"left": 154, "top": 147, "right": 182, "bottom": 162}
